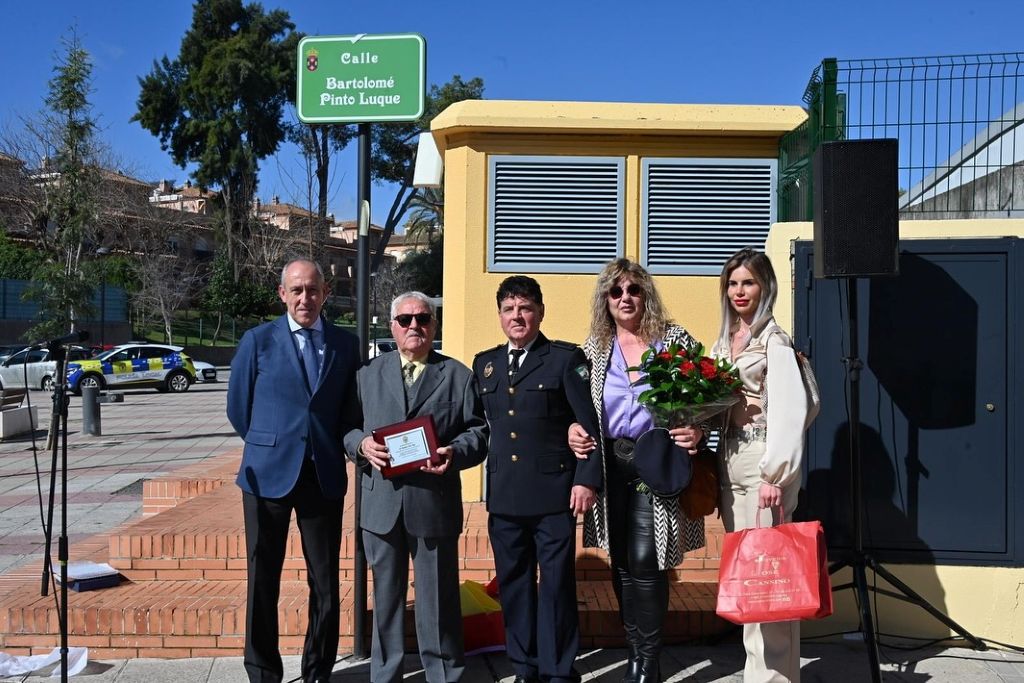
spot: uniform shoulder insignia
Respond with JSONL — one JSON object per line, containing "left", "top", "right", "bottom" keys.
{"left": 550, "top": 339, "right": 579, "bottom": 351}
{"left": 473, "top": 343, "right": 504, "bottom": 359}
{"left": 573, "top": 363, "right": 591, "bottom": 383}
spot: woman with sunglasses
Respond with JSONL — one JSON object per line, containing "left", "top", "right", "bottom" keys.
{"left": 712, "top": 248, "right": 808, "bottom": 682}
{"left": 569, "top": 258, "right": 705, "bottom": 683}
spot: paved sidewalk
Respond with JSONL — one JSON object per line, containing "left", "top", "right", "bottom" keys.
{"left": 5, "top": 641, "right": 1024, "bottom": 681}
{"left": 0, "top": 379, "right": 237, "bottom": 574}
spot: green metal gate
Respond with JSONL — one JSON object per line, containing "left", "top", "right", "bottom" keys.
{"left": 779, "top": 53, "right": 1024, "bottom": 221}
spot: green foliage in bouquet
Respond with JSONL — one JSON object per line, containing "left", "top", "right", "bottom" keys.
{"left": 629, "top": 343, "right": 742, "bottom": 416}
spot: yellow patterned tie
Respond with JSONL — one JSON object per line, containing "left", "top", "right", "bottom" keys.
{"left": 403, "top": 362, "right": 417, "bottom": 387}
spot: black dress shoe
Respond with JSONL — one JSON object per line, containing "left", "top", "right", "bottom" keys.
{"left": 512, "top": 676, "right": 541, "bottom": 683}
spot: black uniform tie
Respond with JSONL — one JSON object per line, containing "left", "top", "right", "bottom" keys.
{"left": 508, "top": 349, "right": 525, "bottom": 379}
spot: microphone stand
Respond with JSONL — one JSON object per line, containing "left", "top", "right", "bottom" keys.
{"left": 39, "top": 343, "right": 71, "bottom": 682}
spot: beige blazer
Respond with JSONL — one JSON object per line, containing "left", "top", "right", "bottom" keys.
{"left": 713, "top": 316, "right": 808, "bottom": 488}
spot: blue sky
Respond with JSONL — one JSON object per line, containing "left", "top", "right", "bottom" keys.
{"left": 2, "top": 0, "right": 1021, "bottom": 225}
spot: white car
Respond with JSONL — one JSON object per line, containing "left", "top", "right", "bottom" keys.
{"left": 0, "top": 346, "right": 92, "bottom": 391}
{"left": 367, "top": 339, "right": 441, "bottom": 358}
{"left": 192, "top": 359, "right": 218, "bottom": 383}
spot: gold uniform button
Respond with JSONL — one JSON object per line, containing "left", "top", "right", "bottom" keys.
{"left": 560, "top": 463, "right": 566, "bottom": 470}
{"left": 508, "top": 409, "right": 515, "bottom": 416}
{"left": 511, "top": 455, "right": 519, "bottom": 462}
{"left": 510, "top": 432, "right": 517, "bottom": 439}
{"left": 538, "top": 383, "right": 544, "bottom": 389}
{"left": 508, "top": 387, "right": 515, "bottom": 395}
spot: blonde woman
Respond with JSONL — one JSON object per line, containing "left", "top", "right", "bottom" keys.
{"left": 712, "top": 248, "right": 810, "bottom": 682}
{"left": 569, "top": 258, "right": 705, "bottom": 683}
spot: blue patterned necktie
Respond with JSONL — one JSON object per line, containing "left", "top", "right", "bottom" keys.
{"left": 299, "top": 328, "right": 319, "bottom": 390}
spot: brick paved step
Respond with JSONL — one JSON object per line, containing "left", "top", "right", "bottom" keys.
{"left": 134, "top": 451, "right": 725, "bottom": 582}
{"left": 110, "top": 483, "right": 497, "bottom": 584}
{"left": 0, "top": 577, "right": 729, "bottom": 659}
{"left": 0, "top": 450, "right": 732, "bottom": 658}
{"left": 115, "top": 479, "right": 725, "bottom": 585}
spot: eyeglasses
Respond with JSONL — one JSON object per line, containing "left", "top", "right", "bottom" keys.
{"left": 394, "top": 313, "right": 433, "bottom": 328}
{"left": 608, "top": 283, "right": 642, "bottom": 299}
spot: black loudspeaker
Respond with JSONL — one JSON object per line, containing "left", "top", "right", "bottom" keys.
{"left": 813, "top": 139, "right": 899, "bottom": 278}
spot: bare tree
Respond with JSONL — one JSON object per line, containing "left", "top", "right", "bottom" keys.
{"left": 369, "top": 260, "right": 413, "bottom": 334}
{"left": 132, "top": 251, "right": 203, "bottom": 343}
{"left": 240, "top": 215, "right": 310, "bottom": 290}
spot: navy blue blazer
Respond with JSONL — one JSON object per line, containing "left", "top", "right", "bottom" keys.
{"left": 228, "top": 315, "right": 361, "bottom": 500}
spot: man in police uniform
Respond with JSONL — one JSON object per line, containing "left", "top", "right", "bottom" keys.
{"left": 473, "top": 276, "right": 603, "bottom": 683}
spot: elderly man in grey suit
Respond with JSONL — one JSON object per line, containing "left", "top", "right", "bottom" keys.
{"left": 344, "top": 291, "right": 488, "bottom": 683}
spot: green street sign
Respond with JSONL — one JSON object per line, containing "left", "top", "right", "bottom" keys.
{"left": 297, "top": 33, "right": 426, "bottom": 124}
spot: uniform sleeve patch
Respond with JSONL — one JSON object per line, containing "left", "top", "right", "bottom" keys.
{"left": 574, "top": 364, "right": 590, "bottom": 382}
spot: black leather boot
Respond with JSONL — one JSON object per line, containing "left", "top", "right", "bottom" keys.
{"left": 622, "top": 642, "right": 641, "bottom": 683}
{"left": 635, "top": 657, "right": 660, "bottom": 683}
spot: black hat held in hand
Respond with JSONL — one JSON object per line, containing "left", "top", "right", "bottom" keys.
{"left": 634, "top": 428, "right": 693, "bottom": 498}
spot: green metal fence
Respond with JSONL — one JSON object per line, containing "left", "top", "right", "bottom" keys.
{"left": 780, "top": 53, "right": 1024, "bottom": 221}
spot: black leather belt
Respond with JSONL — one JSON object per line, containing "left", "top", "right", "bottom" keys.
{"left": 605, "top": 437, "right": 636, "bottom": 464}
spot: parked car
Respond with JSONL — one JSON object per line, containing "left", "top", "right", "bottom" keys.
{"left": 0, "top": 344, "right": 26, "bottom": 364}
{"left": 0, "top": 346, "right": 92, "bottom": 391}
{"left": 192, "top": 359, "right": 218, "bottom": 383}
{"left": 368, "top": 338, "right": 398, "bottom": 358}
{"left": 367, "top": 338, "right": 441, "bottom": 358}
{"left": 117, "top": 341, "right": 217, "bottom": 382}
{"left": 66, "top": 343, "right": 197, "bottom": 395}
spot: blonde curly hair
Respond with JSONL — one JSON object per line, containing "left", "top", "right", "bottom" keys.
{"left": 588, "top": 258, "right": 673, "bottom": 346}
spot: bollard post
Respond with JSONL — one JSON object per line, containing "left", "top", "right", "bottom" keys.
{"left": 81, "top": 386, "right": 101, "bottom": 436}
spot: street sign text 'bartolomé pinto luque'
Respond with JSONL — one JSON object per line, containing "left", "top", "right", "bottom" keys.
{"left": 297, "top": 33, "right": 426, "bottom": 124}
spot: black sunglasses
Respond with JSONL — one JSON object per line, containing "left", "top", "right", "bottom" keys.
{"left": 608, "top": 283, "right": 642, "bottom": 299}
{"left": 394, "top": 313, "right": 433, "bottom": 328}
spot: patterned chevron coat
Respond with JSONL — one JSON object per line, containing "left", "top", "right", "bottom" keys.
{"left": 581, "top": 324, "right": 707, "bottom": 570}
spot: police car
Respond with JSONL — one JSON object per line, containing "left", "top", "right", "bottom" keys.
{"left": 66, "top": 343, "right": 197, "bottom": 394}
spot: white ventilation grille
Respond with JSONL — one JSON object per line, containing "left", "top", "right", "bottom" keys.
{"left": 488, "top": 156, "right": 625, "bottom": 273}
{"left": 642, "top": 158, "right": 778, "bottom": 274}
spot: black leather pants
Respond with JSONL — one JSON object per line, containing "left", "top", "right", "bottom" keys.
{"left": 605, "top": 442, "right": 667, "bottom": 681}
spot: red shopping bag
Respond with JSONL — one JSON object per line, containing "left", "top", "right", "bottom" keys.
{"left": 716, "top": 513, "right": 832, "bottom": 624}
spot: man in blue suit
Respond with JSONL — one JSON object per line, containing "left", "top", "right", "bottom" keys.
{"left": 227, "top": 259, "right": 361, "bottom": 683}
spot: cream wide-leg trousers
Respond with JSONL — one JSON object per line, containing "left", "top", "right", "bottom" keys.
{"left": 719, "top": 431, "right": 802, "bottom": 683}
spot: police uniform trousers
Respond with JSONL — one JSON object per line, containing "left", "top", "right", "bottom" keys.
{"left": 489, "top": 510, "right": 580, "bottom": 683}
{"left": 241, "top": 457, "right": 342, "bottom": 683}
{"left": 719, "top": 432, "right": 801, "bottom": 683}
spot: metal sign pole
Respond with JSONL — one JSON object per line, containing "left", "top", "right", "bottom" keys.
{"left": 352, "top": 124, "right": 371, "bottom": 660}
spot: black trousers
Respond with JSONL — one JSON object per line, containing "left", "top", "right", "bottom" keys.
{"left": 242, "top": 458, "right": 343, "bottom": 683}
{"left": 489, "top": 511, "right": 580, "bottom": 683}
{"left": 604, "top": 444, "right": 668, "bottom": 663}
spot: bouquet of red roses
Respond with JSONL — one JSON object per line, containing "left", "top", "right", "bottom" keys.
{"left": 629, "top": 342, "right": 742, "bottom": 427}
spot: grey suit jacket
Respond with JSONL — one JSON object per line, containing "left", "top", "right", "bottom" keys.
{"left": 344, "top": 350, "right": 488, "bottom": 538}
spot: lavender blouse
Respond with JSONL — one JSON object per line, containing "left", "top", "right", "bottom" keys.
{"left": 601, "top": 337, "right": 663, "bottom": 440}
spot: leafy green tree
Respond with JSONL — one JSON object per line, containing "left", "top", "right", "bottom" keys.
{"left": 0, "top": 232, "right": 46, "bottom": 280}
{"left": 20, "top": 32, "right": 104, "bottom": 341}
{"left": 133, "top": 0, "right": 298, "bottom": 276}
{"left": 397, "top": 234, "right": 444, "bottom": 296}
{"left": 369, "top": 75, "right": 483, "bottom": 270}
{"left": 284, "top": 120, "right": 356, "bottom": 219}
{"left": 201, "top": 248, "right": 273, "bottom": 341}
{"left": 404, "top": 186, "right": 444, "bottom": 246}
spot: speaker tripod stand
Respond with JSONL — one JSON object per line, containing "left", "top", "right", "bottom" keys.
{"left": 828, "top": 279, "right": 985, "bottom": 683}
